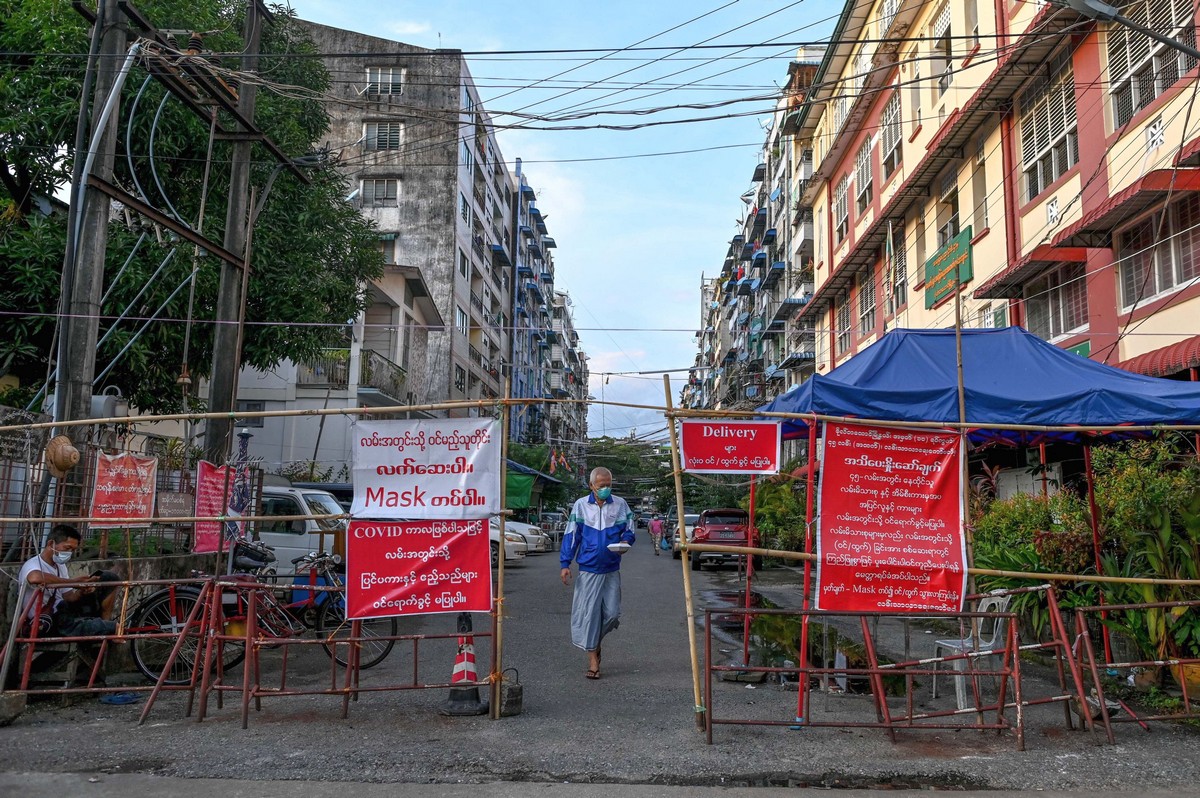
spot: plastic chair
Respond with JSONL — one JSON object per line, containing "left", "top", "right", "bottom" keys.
{"left": 931, "top": 593, "right": 1012, "bottom": 709}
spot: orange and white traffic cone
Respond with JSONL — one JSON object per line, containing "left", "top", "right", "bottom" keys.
{"left": 440, "top": 613, "right": 488, "bottom": 716}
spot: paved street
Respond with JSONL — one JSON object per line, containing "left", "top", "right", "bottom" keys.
{"left": 1, "top": 536, "right": 1198, "bottom": 792}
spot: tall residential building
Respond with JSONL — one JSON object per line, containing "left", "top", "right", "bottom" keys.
{"left": 237, "top": 23, "right": 516, "bottom": 471}
{"left": 750, "top": 0, "right": 1200, "bottom": 383}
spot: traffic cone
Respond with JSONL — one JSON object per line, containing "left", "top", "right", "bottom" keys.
{"left": 440, "top": 613, "right": 488, "bottom": 716}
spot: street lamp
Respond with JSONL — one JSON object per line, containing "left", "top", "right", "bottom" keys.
{"left": 1058, "top": 0, "right": 1200, "bottom": 61}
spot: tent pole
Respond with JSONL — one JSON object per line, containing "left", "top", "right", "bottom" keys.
{"left": 796, "top": 418, "right": 818, "bottom": 725}
{"left": 664, "top": 377, "right": 706, "bottom": 731}
{"left": 954, "top": 267, "right": 976, "bottom": 596}
{"left": 1084, "top": 445, "right": 1113, "bottom": 663}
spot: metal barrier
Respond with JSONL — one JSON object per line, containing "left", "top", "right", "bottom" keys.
{"left": 1073, "top": 599, "right": 1200, "bottom": 744}
{"left": 702, "top": 587, "right": 1089, "bottom": 751}
{"left": 136, "top": 577, "right": 497, "bottom": 728}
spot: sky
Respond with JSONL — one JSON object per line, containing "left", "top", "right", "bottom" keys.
{"left": 288, "top": 0, "right": 839, "bottom": 445}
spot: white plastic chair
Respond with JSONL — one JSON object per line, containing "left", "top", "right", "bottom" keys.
{"left": 931, "top": 593, "right": 1012, "bottom": 709}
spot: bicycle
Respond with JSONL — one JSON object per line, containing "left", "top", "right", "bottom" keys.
{"left": 128, "top": 540, "right": 397, "bottom": 685}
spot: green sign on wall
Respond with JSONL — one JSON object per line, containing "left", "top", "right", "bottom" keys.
{"left": 924, "top": 226, "right": 974, "bottom": 309}
{"left": 1067, "top": 341, "right": 1091, "bottom": 357}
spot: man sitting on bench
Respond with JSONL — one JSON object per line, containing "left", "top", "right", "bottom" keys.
{"left": 13, "top": 524, "right": 118, "bottom": 686}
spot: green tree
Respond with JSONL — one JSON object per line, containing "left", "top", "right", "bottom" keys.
{"left": 0, "top": 1, "right": 382, "bottom": 412}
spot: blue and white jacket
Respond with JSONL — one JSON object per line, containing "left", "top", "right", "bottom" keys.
{"left": 560, "top": 493, "right": 635, "bottom": 574}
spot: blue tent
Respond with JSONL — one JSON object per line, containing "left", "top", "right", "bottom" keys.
{"left": 757, "top": 327, "right": 1200, "bottom": 444}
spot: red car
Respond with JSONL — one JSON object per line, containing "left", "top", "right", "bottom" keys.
{"left": 688, "top": 508, "right": 761, "bottom": 571}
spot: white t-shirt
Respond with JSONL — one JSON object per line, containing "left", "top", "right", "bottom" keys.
{"left": 17, "top": 554, "right": 69, "bottom": 621}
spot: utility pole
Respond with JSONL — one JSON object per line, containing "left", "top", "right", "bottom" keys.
{"left": 58, "top": 0, "right": 128, "bottom": 432}
{"left": 205, "top": 0, "right": 268, "bottom": 463}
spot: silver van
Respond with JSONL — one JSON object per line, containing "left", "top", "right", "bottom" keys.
{"left": 254, "top": 485, "right": 346, "bottom": 574}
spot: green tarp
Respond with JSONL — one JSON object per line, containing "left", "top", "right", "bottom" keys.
{"left": 506, "top": 473, "right": 535, "bottom": 508}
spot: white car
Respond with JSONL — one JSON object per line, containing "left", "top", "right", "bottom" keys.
{"left": 488, "top": 519, "right": 528, "bottom": 566}
{"left": 499, "top": 518, "right": 552, "bottom": 554}
{"left": 671, "top": 513, "right": 701, "bottom": 559}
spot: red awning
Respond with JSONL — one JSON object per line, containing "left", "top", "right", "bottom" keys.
{"left": 974, "top": 244, "right": 1089, "bottom": 299}
{"left": 1050, "top": 169, "right": 1200, "bottom": 248}
{"left": 1119, "top": 335, "right": 1200, "bottom": 378}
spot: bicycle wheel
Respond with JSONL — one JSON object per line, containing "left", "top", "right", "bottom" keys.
{"left": 316, "top": 598, "right": 396, "bottom": 669}
{"left": 130, "top": 589, "right": 245, "bottom": 685}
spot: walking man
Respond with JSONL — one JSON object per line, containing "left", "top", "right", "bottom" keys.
{"left": 647, "top": 515, "right": 664, "bottom": 555}
{"left": 560, "top": 467, "right": 635, "bottom": 679}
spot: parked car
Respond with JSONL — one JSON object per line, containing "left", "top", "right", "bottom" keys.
{"left": 495, "top": 517, "right": 551, "bottom": 554}
{"left": 670, "top": 513, "right": 701, "bottom": 559}
{"left": 687, "top": 508, "right": 761, "bottom": 571}
{"left": 489, "top": 520, "right": 528, "bottom": 567}
{"left": 255, "top": 485, "right": 348, "bottom": 574}
{"left": 538, "top": 510, "right": 568, "bottom": 545}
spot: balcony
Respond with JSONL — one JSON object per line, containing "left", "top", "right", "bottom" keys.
{"left": 762, "top": 228, "right": 777, "bottom": 247}
{"left": 763, "top": 261, "right": 786, "bottom": 288}
{"left": 358, "top": 349, "right": 407, "bottom": 404}
{"left": 298, "top": 348, "right": 352, "bottom": 388}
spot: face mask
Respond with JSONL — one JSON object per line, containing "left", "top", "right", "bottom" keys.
{"left": 595, "top": 486, "right": 612, "bottom": 501}
{"left": 52, "top": 549, "right": 73, "bottom": 565}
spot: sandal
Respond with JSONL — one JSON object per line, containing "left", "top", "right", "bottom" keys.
{"left": 586, "top": 669, "right": 601, "bottom": 680}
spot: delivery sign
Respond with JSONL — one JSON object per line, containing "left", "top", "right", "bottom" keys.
{"left": 815, "top": 423, "right": 967, "bottom": 614}
{"left": 680, "top": 420, "right": 780, "bottom": 474}
{"left": 90, "top": 452, "right": 157, "bottom": 528}
{"left": 345, "top": 519, "right": 492, "bottom": 619}
{"left": 351, "top": 419, "right": 501, "bottom": 520}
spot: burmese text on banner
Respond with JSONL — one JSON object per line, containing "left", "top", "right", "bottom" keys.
{"left": 679, "top": 419, "right": 781, "bottom": 474}
{"left": 345, "top": 519, "right": 492, "bottom": 619}
{"left": 351, "top": 419, "right": 501, "bottom": 520}
{"left": 90, "top": 452, "right": 158, "bottom": 528}
{"left": 193, "top": 460, "right": 234, "bottom": 554}
{"left": 815, "top": 423, "right": 966, "bottom": 613}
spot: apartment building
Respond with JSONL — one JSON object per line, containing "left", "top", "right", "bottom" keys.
{"left": 236, "top": 23, "right": 515, "bottom": 471}
{"left": 787, "top": 0, "right": 1199, "bottom": 377}
{"left": 682, "top": 52, "right": 821, "bottom": 411}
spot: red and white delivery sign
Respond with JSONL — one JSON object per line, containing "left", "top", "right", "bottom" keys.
{"left": 193, "top": 460, "right": 234, "bottom": 553}
{"left": 351, "top": 419, "right": 501, "bottom": 520}
{"left": 90, "top": 452, "right": 157, "bottom": 528}
{"left": 815, "top": 423, "right": 967, "bottom": 614}
{"left": 680, "top": 420, "right": 780, "bottom": 474}
{"left": 345, "top": 519, "right": 492, "bottom": 619}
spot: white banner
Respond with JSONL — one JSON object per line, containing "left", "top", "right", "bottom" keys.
{"left": 351, "top": 419, "right": 501, "bottom": 520}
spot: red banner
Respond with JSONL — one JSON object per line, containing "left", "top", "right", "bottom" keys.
{"left": 345, "top": 519, "right": 492, "bottom": 620}
{"left": 680, "top": 420, "right": 780, "bottom": 474}
{"left": 816, "top": 423, "right": 966, "bottom": 614}
{"left": 90, "top": 452, "right": 158, "bottom": 528}
{"left": 193, "top": 461, "right": 234, "bottom": 554}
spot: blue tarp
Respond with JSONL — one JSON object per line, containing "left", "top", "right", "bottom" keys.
{"left": 757, "top": 327, "right": 1200, "bottom": 443}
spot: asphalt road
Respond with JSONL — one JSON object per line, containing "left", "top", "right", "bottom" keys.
{"left": 1, "top": 536, "right": 1199, "bottom": 792}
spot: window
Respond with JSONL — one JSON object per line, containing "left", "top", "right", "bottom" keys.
{"left": 400, "top": 316, "right": 413, "bottom": 371}
{"left": 235, "top": 400, "right": 264, "bottom": 428}
{"left": 459, "top": 193, "right": 471, "bottom": 225}
{"left": 977, "top": 303, "right": 1007, "bottom": 328}
{"left": 836, "top": 298, "right": 852, "bottom": 354}
{"left": 965, "top": 0, "right": 979, "bottom": 48}
{"left": 936, "top": 173, "right": 959, "bottom": 247}
{"left": 881, "top": 91, "right": 903, "bottom": 179}
{"left": 834, "top": 175, "right": 850, "bottom": 242}
{"left": 885, "top": 225, "right": 907, "bottom": 315}
{"left": 380, "top": 237, "right": 395, "bottom": 264}
{"left": 1019, "top": 52, "right": 1078, "bottom": 202}
{"left": 910, "top": 60, "right": 923, "bottom": 130}
{"left": 366, "top": 67, "right": 404, "bottom": 97}
{"left": 1108, "top": 0, "right": 1198, "bottom": 129}
{"left": 1118, "top": 194, "right": 1200, "bottom": 308}
{"left": 879, "top": 0, "right": 899, "bottom": 35}
{"left": 461, "top": 140, "right": 474, "bottom": 174}
{"left": 260, "top": 496, "right": 304, "bottom": 535}
{"left": 932, "top": 3, "right": 953, "bottom": 96}
{"left": 455, "top": 306, "right": 469, "bottom": 336}
{"left": 858, "top": 272, "right": 877, "bottom": 335}
{"left": 365, "top": 121, "right": 402, "bottom": 151}
{"left": 362, "top": 178, "right": 398, "bottom": 206}
{"left": 914, "top": 215, "right": 927, "bottom": 278}
{"left": 972, "top": 137, "right": 988, "bottom": 230}
{"left": 454, "top": 365, "right": 467, "bottom": 394}
{"left": 855, "top": 141, "right": 873, "bottom": 214}
{"left": 459, "top": 248, "right": 469, "bottom": 279}
{"left": 1025, "top": 263, "right": 1088, "bottom": 340}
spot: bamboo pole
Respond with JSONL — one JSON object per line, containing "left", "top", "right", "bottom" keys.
{"left": 664, "top": 375, "right": 706, "bottom": 731}
{"left": 492, "top": 386, "right": 510, "bottom": 721}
